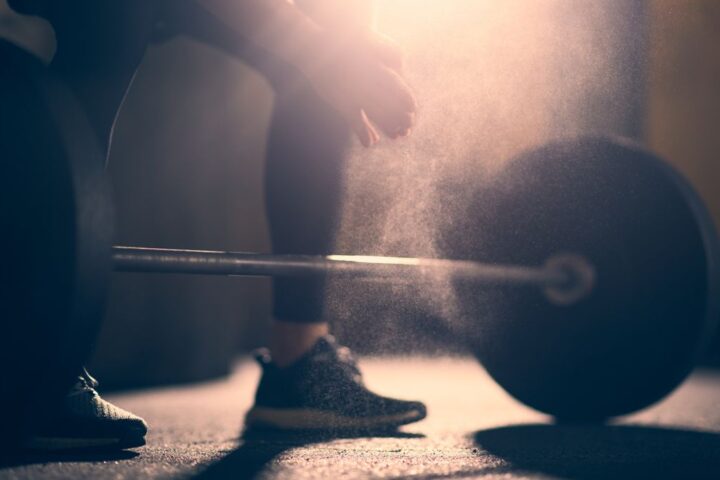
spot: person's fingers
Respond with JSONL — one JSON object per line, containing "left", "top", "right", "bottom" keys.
{"left": 362, "top": 67, "right": 416, "bottom": 136}
{"left": 368, "top": 116, "right": 380, "bottom": 144}
{"left": 347, "top": 108, "right": 377, "bottom": 147}
{"left": 395, "top": 111, "right": 415, "bottom": 133}
{"left": 364, "top": 102, "right": 415, "bottom": 139}
{"left": 375, "top": 67, "right": 417, "bottom": 115}
{"left": 365, "top": 110, "right": 380, "bottom": 145}
{"left": 369, "top": 33, "right": 404, "bottom": 73}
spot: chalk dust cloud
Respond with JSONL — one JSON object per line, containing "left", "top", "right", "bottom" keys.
{"left": 326, "top": 0, "right": 645, "bottom": 352}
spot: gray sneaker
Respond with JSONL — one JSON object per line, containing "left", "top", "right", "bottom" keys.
{"left": 246, "top": 336, "right": 427, "bottom": 432}
{"left": 22, "top": 368, "right": 148, "bottom": 451}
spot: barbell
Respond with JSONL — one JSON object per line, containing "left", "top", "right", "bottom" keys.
{"left": 2, "top": 53, "right": 719, "bottom": 431}
{"left": 111, "top": 247, "right": 596, "bottom": 306}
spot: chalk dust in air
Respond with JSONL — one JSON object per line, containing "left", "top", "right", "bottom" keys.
{"left": 325, "top": 0, "right": 645, "bottom": 353}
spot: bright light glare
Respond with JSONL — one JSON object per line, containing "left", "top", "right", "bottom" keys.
{"left": 327, "top": 255, "right": 421, "bottom": 266}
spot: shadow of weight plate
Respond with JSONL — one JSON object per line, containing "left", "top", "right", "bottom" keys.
{"left": 448, "top": 137, "right": 720, "bottom": 421}
{"left": 0, "top": 43, "right": 112, "bottom": 442}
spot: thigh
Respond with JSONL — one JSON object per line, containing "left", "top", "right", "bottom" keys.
{"left": 44, "top": 1, "right": 157, "bottom": 150}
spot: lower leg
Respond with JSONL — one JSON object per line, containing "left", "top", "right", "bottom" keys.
{"left": 270, "top": 321, "right": 329, "bottom": 367}
{"left": 248, "top": 38, "right": 427, "bottom": 431}
{"left": 263, "top": 76, "right": 351, "bottom": 364}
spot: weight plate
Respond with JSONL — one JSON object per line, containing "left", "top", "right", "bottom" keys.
{"left": 0, "top": 41, "right": 113, "bottom": 441}
{"left": 448, "top": 136, "right": 720, "bottom": 420}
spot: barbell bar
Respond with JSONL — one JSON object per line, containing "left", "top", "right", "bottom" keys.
{"left": 111, "top": 246, "right": 596, "bottom": 305}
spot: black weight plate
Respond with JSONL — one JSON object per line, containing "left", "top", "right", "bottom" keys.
{"left": 447, "top": 137, "right": 719, "bottom": 420}
{"left": 0, "top": 41, "right": 112, "bottom": 442}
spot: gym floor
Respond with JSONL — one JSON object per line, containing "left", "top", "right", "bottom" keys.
{"left": 1, "top": 357, "right": 719, "bottom": 479}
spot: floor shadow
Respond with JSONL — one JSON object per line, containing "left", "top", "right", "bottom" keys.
{"left": 473, "top": 423, "right": 720, "bottom": 480}
{"left": 0, "top": 449, "right": 139, "bottom": 471}
{"left": 194, "top": 428, "right": 426, "bottom": 480}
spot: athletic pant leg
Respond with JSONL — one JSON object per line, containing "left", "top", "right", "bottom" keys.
{"left": 160, "top": 2, "right": 353, "bottom": 323}
{"left": 263, "top": 81, "right": 351, "bottom": 322}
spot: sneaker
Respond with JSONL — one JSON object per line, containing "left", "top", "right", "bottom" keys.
{"left": 245, "top": 335, "right": 427, "bottom": 431}
{"left": 21, "top": 368, "right": 148, "bottom": 451}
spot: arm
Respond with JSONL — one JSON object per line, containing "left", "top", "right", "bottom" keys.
{"left": 197, "top": 0, "right": 327, "bottom": 78}
{"left": 294, "top": 0, "right": 376, "bottom": 35}
{"left": 293, "top": 0, "right": 404, "bottom": 74}
{"left": 194, "top": 0, "right": 415, "bottom": 146}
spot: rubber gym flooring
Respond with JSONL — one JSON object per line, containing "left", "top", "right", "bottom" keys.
{"left": 1, "top": 357, "right": 719, "bottom": 479}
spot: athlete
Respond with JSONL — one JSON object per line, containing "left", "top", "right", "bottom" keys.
{"left": 3, "top": 0, "right": 424, "bottom": 450}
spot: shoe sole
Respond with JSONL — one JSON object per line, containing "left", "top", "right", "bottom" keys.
{"left": 21, "top": 434, "right": 145, "bottom": 451}
{"left": 245, "top": 407, "right": 426, "bottom": 431}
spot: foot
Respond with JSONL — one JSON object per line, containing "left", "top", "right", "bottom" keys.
{"left": 21, "top": 368, "right": 148, "bottom": 451}
{"left": 246, "top": 335, "right": 427, "bottom": 431}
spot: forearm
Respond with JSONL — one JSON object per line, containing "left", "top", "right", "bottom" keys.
{"left": 197, "top": 0, "right": 327, "bottom": 77}
{"left": 180, "top": 0, "right": 414, "bottom": 147}
{"left": 294, "top": 0, "right": 376, "bottom": 33}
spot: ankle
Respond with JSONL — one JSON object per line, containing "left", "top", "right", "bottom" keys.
{"left": 269, "top": 321, "right": 329, "bottom": 368}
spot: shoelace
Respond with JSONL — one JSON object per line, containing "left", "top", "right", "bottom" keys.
{"left": 334, "top": 345, "right": 363, "bottom": 385}
{"left": 68, "top": 368, "right": 100, "bottom": 397}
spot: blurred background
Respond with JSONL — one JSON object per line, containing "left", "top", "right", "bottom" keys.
{"left": 2, "top": 0, "right": 719, "bottom": 388}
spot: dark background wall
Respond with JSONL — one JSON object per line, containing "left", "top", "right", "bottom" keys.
{"left": 645, "top": 0, "right": 720, "bottom": 364}
{"left": 2, "top": 0, "right": 719, "bottom": 386}
{"left": 95, "top": 39, "right": 275, "bottom": 387}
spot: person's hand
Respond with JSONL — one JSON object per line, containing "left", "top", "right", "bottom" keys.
{"left": 305, "top": 31, "right": 416, "bottom": 147}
